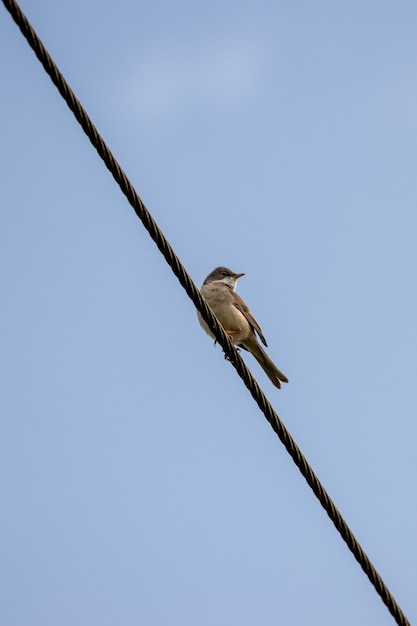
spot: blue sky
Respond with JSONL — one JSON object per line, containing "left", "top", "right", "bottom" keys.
{"left": 1, "top": 1, "right": 416, "bottom": 624}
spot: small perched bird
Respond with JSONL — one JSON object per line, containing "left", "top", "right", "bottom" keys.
{"left": 198, "top": 266, "right": 288, "bottom": 389}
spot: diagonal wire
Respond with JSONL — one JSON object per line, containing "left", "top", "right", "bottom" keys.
{"left": 1, "top": 1, "right": 411, "bottom": 625}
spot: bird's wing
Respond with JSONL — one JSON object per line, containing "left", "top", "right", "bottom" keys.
{"left": 233, "top": 293, "right": 268, "bottom": 346}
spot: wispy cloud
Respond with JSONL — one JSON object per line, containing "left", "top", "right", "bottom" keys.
{"left": 118, "top": 32, "right": 269, "bottom": 122}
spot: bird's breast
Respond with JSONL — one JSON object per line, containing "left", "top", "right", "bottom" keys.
{"left": 200, "top": 283, "right": 251, "bottom": 342}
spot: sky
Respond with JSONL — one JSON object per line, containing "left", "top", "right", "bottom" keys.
{"left": 1, "top": 1, "right": 416, "bottom": 625}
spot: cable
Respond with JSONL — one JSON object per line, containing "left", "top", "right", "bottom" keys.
{"left": 1, "top": 1, "right": 411, "bottom": 625}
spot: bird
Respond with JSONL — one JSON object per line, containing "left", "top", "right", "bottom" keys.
{"left": 198, "top": 266, "right": 288, "bottom": 389}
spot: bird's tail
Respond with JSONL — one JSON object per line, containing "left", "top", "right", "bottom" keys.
{"left": 251, "top": 343, "right": 288, "bottom": 389}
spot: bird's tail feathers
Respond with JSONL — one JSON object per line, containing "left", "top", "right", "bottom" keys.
{"left": 250, "top": 343, "right": 288, "bottom": 389}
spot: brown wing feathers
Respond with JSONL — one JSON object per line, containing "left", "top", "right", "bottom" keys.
{"left": 232, "top": 294, "right": 268, "bottom": 347}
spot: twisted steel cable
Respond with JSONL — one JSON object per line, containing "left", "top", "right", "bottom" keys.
{"left": 1, "top": 1, "right": 411, "bottom": 624}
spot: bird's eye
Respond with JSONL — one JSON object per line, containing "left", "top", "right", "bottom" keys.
{"left": 221, "top": 271, "right": 229, "bottom": 277}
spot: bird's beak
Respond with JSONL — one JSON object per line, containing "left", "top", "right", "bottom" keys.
{"left": 234, "top": 273, "right": 245, "bottom": 279}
